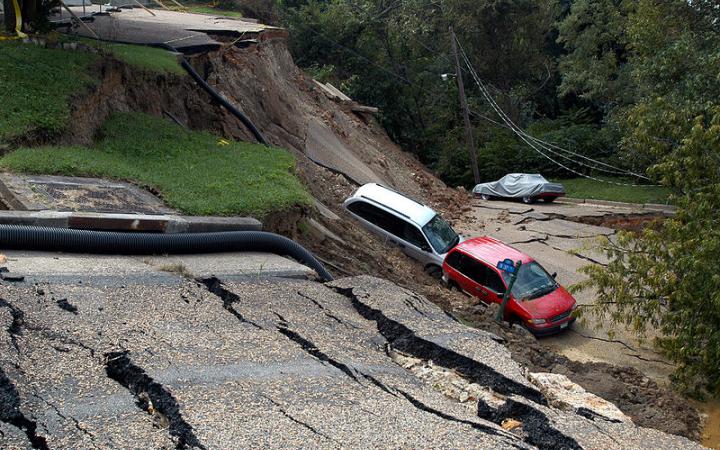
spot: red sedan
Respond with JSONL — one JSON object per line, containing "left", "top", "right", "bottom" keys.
{"left": 442, "top": 236, "right": 577, "bottom": 335}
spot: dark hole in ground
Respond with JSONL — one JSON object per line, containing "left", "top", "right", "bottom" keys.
{"left": 478, "top": 398, "right": 582, "bottom": 450}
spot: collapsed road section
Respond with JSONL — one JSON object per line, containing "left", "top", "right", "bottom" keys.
{"left": 0, "top": 249, "right": 704, "bottom": 448}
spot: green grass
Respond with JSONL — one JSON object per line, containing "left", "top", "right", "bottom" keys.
{"left": 0, "top": 41, "right": 98, "bottom": 141}
{"left": 0, "top": 113, "right": 312, "bottom": 216}
{"left": 95, "top": 42, "right": 184, "bottom": 75}
{"left": 70, "top": 37, "right": 184, "bottom": 75}
{"left": 184, "top": 5, "right": 244, "bottom": 17}
{"left": 554, "top": 177, "right": 673, "bottom": 204}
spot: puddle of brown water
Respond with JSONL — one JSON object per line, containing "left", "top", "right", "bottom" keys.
{"left": 695, "top": 399, "right": 720, "bottom": 449}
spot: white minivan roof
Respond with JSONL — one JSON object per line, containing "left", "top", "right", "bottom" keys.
{"left": 347, "top": 183, "right": 437, "bottom": 227}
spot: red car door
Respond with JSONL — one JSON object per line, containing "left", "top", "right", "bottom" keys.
{"left": 458, "top": 255, "right": 491, "bottom": 299}
{"left": 445, "top": 251, "right": 479, "bottom": 294}
{"left": 477, "top": 263, "right": 507, "bottom": 305}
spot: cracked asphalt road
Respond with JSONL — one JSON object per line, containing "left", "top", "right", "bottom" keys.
{"left": 0, "top": 249, "right": 702, "bottom": 448}
{"left": 457, "top": 199, "right": 675, "bottom": 384}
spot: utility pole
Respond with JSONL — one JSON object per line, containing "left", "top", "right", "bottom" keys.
{"left": 449, "top": 26, "right": 481, "bottom": 185}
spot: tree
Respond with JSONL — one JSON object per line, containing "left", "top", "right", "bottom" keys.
{"left": 279, "top": 0, "right": 568, "bottom": 186}
{"left": 574, "top": 0, "right": 720, "bottom": 397}
{"left": 3, "top": 0, "right": 58, "bottom": 33}
{"left": 556, "top": 0, "right": 636, "bottom": 111}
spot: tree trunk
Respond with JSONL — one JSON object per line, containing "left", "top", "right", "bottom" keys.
{"left": 22, "top": 0, "right": 37, "bottom": 29}
{"left": 3, "top": 0, "right": 17, "bottom": 33}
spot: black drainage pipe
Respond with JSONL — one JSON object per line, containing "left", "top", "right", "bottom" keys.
{"left": 61, "top": 38, "right": 268, "bottom": 145}
{"left": 155, "top": 42, "right": 268, "bottom": 145}
{"left": 179, "top": 59, "right": 268, "bottom": 145}
{"left": 0, "top": 225, "right": 332, "bottom": 282}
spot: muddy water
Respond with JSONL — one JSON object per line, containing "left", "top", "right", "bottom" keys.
{"left": 697, "top": 400, "right": 720, "bottom": 449}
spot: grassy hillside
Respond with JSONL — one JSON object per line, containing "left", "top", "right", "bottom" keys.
{"left": 0, "top": 41, "right": 99, "bottom": 142}
{"left": 0, "top": 39, "right": 186, "bottom": 145}
{"left": 1, "top": 113, "right": 312, "bottom": 216}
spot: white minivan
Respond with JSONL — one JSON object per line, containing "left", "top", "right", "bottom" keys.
{"left": 343, "top": 183, "right": 462, "bottom": 277}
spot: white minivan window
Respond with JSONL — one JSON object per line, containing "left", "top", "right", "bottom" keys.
{"left": 422, "top": 215, "right": 459, "bottom": 254}
{"left": 347, "top": 201, "right": 404, "bottom": 237}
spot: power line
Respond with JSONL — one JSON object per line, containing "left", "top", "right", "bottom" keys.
{"left": 405, "top": 26, "right": 653, "bottom": 180}
{"left": 456, "top": 36, "right": 659, "bottom": 187}
{"left": 294, "top": 17, "right": 656, "bottom": 185}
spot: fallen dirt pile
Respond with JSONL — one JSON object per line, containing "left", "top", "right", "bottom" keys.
{"left": 456, "top": 303, "right": 702, "bottom": 441}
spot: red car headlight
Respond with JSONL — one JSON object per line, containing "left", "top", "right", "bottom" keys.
{"left": 527, "top": 318, "right": 547, "bottom": 325}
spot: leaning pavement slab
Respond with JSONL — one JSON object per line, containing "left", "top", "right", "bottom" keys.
{"left": 54, "top": 7, "right": 279, "bottom": 51}
{"left": 0, "top": 251, "right": 704, "bottom": 449}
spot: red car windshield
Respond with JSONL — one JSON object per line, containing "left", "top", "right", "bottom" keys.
{"left": 501, "top": 261, "right": 557, "bottom": 300}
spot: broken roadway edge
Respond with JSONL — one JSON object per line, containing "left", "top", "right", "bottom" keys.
{"left": 0, "top": 249, "right": 703, "bottom": 449}
{"left": 557, "top": 197, "right": 676, "bottom": 214}
{"left": 0, "top": 210, "right": 262, "bottom": 233}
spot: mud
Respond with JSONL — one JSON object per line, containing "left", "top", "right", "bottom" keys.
{"left": 695, "top": 399, "right": 720, "bottom": 449}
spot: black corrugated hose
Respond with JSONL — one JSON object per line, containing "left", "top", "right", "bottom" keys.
{"left": 154, "top": 42, "right": 268, "bottom": 145}
{"left": 0, "top": 225, "right": 333, "bottom": 282}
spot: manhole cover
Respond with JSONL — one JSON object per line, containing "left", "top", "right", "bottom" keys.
{"left": 0, "top": 174, "right": 175, "bottom": 214}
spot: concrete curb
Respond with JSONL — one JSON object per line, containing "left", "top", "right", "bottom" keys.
{"left": 0, "top": 211, "right": 262, "bottom": 233}
{"left": 557, "top": 197, "right": 676, "bottom": 214}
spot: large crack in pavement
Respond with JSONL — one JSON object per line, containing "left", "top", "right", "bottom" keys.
{"left": 0, "top": 298, "right": 26, "bottom": 353}
{"left": 509, "top": 234, "right": 609, "bottom": 267}
{"left": 332, "top": 286, "right": 545, "bottom": 402}
{"left": 332, "top": 285, "right": 583, "bottom": 450}
{"left": 0, "top": 367, "right": 49, "bottom": 450}
{"left": 104, "top": 350, "right": 206, "bottom": 450}
{"left": 198, "top": 277, "right": 263, "bottom": 330}
{"left": 396, "top": 389, "right": 516, "bottom": 441}
{"left": 296, "top": 290, "right": 361, "bottom": 329}
{"left": 275, "top": 315, "right": 522, "bottom": 446}
{"left": 275, "top": 325, "right": 361, "bottom": 384}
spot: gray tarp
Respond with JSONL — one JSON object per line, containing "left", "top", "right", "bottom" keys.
{"left": 472, "top": 174, "right": 565, "bottom": 198}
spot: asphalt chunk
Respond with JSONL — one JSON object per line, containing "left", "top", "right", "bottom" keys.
{"left": 198, "top": 277, "right": 263, "bottom": 329}
{"left": 55, "top": 298, "right": 78, "bottom": 315}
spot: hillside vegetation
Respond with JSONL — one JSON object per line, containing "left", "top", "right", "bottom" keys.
{"left": 1, "top": 113, "right": 312, "bottom": 216}
{"left": 0, "top": 41, "right": 98, "bottom": 141}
